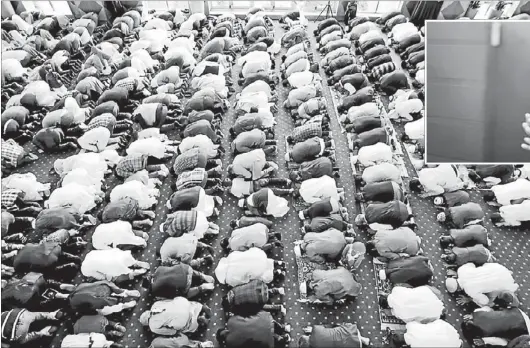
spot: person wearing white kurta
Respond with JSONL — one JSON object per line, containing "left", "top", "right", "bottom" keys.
{"left": 449, "top": 262, "right": 519, "bottom": 307}
{"left": 127, "top": 137, "right": 175, "bottom": 159}
{"left": 493, "top": 200, "right": 530, "bottom": 226}
{"left": 238, "top": 80, "right": 275, "bottom": 100}
{"left": 341, "top": 103, "right": 380, "bottom": 124}
{"left": 299, "top": 175, "right": 341, "bottom": 204}
{"left": 131, "top": 49, "right": 159, "bottom": 71}
{"left": 387, "top": 285, "right": 445, "bottom": 323}
{"left": 110, "top": 180, "right": 159, "bottom": 210}
{"left": 359, "top": 30, "right": 385, "bottom": 45}
{"left": 61, "top": 168, "right": 103, "bottom": 193}
{"left": 403, "top": 320, "right": 462, "bottom": 348}
{"left": 54, "top": 153, "right": 109, "bottom": 180}
{"left": 166, "top": 187, "right": 217, "bottom": 217}
{"left": 92, "top": 221, "right": 148, "bottom": 250}
{"left": 144, "top": 17, "right": 172, "bottom": 31}
{"left": 355, "top": 143, "right": 393, "bottom": 167}
{"left": 404, "top": 117, "right": 425, "bottom": 141}
{"left": 413, "top": 164, "right": 465, "bottom": 196}
{"left": 77, "top": 127, "right": 116, "bottom": 153}
{"left": 191, "top": 74, "right": 228, "bottom": 99}
{"left": 388, "top": 90, "right": 418, "bottom": 110}
{"left": 287, "top": 71, "right": 322, "bottom": 89}
{"left": 235, "top": 91, "right": 270, "bottom": 113}
{"left": 490, "top": 179, "right": 530, "bottom": 206}
{"left": 241, "top": 189, "right": 290, "bottom": 218}
{"left": 2, "top": 59, "right": 27, "bottom": 81}
{"left": 390, "top": 22, "right": 419, "bottom": 42}
{"left": 193, "top": 61, "right": 225, "bottom": 77}
{"left": 81, "top": 249, "right": 149, "bottom": 281}
{"left": 215, "top": 247, "right": 275, "bottom": 287}
{"left": 388, "top": 99, "right": 423, "bottom": 121}
{"left": 1, "top": 173, "right": 50, "bottom": 202}
{"left": 45, "top": 183, "right": 101, "bottom": 214}
{"left": 179, "top": 134, "right": 219, "bottom": 159}
{"left": 237, "top": 50, "right": 270, "bottom": 66}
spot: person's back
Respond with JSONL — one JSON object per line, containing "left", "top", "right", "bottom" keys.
{"left": 225, "top": 311, "right": 274, "bottom": 348}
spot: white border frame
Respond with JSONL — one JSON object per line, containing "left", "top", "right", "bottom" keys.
{"left": 424, "top": 19, "right": 530, "bottom": 165}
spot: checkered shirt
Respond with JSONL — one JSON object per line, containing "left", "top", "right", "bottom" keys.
{"left": 1, "top": 139, "right": 24, "bottom": 167}
{"left": 87, "top": 114, "right": 117, "bottom": 132}
{"left": 231, "top": 280, "right": 269, "bottom": 306}
{"left": 176, "top": 168, "right": 207, "bottom": 191}
{"left": 116, "top": 154, "right": 148, "bottom": 178}
{"left": 292, "top": 122, "right": 321, "bottom": 143}
{"left": 2, "top": 189, "right": 22, "bottom": 210}
{"left": 373, "top": 62, "right": 395, "bottom": 81}
{"left": 114, "top": 77, "right": 139, "bottom": 92}
{"left": 173, "top": 148, "right": 203, "bottom": 176}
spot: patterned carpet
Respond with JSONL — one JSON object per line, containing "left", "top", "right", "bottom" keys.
{"left": 5, "top": 17, "right": 529, "bottom": 348}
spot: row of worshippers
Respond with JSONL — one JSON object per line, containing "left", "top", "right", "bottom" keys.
{"left": 1, "top": 7, "right": 153, "bottom": 348}
{"left": 314, "top": 15, "right": 465, "bottom": 348}
{"left": 1, "top": 7, "right": 224, "bottom": 348}
{"left": 410, "top": 163, "right": 530, "bottom": 346}
{"left": 214, "top": 8, "right": 296, "bottom": 348}
{"left": 370, "top": 12, "right": 530, "bottom": 346}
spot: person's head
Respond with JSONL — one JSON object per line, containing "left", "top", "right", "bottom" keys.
{"left": 482, "top": 191, "right": 496, "bottom": 202}
{"left": 354, "top": 214, "right": 367, "bottom": 226}
{"left": 216, "top": 328, "right": 228, "bottom": 347}
{"left": 139, "top": 311, "right": 151, "bottom": 326}
{"left": 309, "top": 63, "right": 319, "bottom": 73}
{"left": 230, "top": 219, "right": 239, "bottom": 228}
{"left": 494, "top": 291, "right": 520, "bottom": 308}
{"left": 408, "top": 178, "right": 423, "bottom": 193}
{"left": 365, "top": 240, "right": 379, "bottom": 257}
{"left": 436, "top": 212, "right": 447, "bottom": 223}
{"left": 417, "top": 90, "right": 425, "bottom": 102}
{"left": 220, "top": 237, "right": 230, "bottom": 251}
{"left": 286, "top": 135, "right": 295, "bottom": 144}
{"left": 433, "top": 196, "right": 445, "bottom": 206}
{"left": 289, "top": 171, "right": 300, "bottom": 182}
{"left": 379, "top": 295, "right": 389, "bottom": 309}
{"left": 445, "top": 277, "right": 460, "bottom": 293}
{"left": 441, "top": 252, "right": 456, "bottom": 264}
{"left": 439, "top": 236, "right": 453, "bottom": 249}
{"left": 400, "top": 133, "right": 410, "bottom": 142}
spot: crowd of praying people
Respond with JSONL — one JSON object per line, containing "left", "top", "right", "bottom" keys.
{"left": 2, "top": 2, "right": 529, "bottom": 348}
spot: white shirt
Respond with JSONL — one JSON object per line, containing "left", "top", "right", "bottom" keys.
{"left": 111, "top": 180, "right": 158, "bottom": 210}
{"left": 236, "top": 91, "right": 270, "bottom": 112}
{"left": 144, "top": 17, "right": 172, "bottom": 31}
{"left": 288, "top": 71, "right": 320, "bottom": 89}
{"left": 388, "top": 286, "right": 444, "bottom": 323}
{"left": 2, "top": 59, "right": 27, "bottom": 80}
{"left": 389, "top": 99, "right": 423, "bottom": 121}
{"left": 389, "top": 90, "right": 417, "bottom": 110}
{"left": 230, "top": 178, "right": 252, "bottom": 198}
{"left": 1, "top": 173, "right": 49, "bottom": 202}
{"left": 491, "top": 179, "right": 530, "bottom": 206}
{"left": 54, "top": 153, "right": 108, "bottom": 179}
{"left": 45, "top": 183, "right": 98, "bottom": 214}
{"left": 359, "top": 29, "right": 383, "bottom": 45}
{"left": 357, "top": 143, "right": 393, "bottom": 167}
{"left": 237, "top": 50, "right": 270, "bottom": 66}
{"left": 240, "top": 80, "right": 273, "bottom": 99}
{"left": 300, "top": 175, "right": 340, "bottom": 204}
{"left": 92, "top": 221, "right": 146, "bottom": 250}
{"left": 164, "top": 47, "right": 196, "bottom": 67}
{"left": 499, "top": 200, "right": 530, "bottom": 226}
{"left": 61, "top": 333, "right": 113, "bottom": 348}
{"left": 214, "top": 247, "right": 274, "bottom": 287}
{"left": 391, "top": 22, "right": 418, "bottom": 42}
{"left": 246, "top": 189, "right": 290, "bottom": 217}
{"left": 229, "top": 223, "right": 268, "bottom": 251}
{"left": 194, "top": 61, "right": 225, "bottom": 77}
{"left": 457, "top": 263, "right": 518, "bottom": 307}
{"left": 404, "top": 117, "right": 425, "bottom": 140}
{"left": 179, "top": 135, "right": 217, "bottom": 158}
{"left": 195, "top": 188, "right": 215, "bottom": 217}
{"left": 61, "top": 168, "right": 103, "bottom": 192}
{"left": 345, "top": 103, "right": 379, "bottom": 122}
{"left": 191, "top": 75, "right": 227, "bottom": 98}
{"left": 362, "top": 163, "right": 402, "bottom": 185}
{"left": 81, "top": 249, "right": 137, "bottom": 281}
{"left": 416, "top": 69, "right": 425, "bottom": 84}
{"left": 418, "top": 164, "right": 463, "bottom": 196}
{"left": 78, "top": 127, "right": 111, "bottom": 153}
{"left": 404, "top": 320, "right": 461, "bottom": 348}
{"left": 242, "top": 59, "right": 272, "bottom": 78}
{"left": 160, "top": 234, "right": 198, "bottom": 263}
{"left": 127, "top": 138, "right": 166, "bottom": 159}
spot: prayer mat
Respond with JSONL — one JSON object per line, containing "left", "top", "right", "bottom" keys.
{"left": 372, "top": 259, "right": 406, "bottom": 331}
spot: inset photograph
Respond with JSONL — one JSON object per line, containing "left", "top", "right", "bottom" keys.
{"left": 425, "top": 20, "right": 530, "bottom": 163}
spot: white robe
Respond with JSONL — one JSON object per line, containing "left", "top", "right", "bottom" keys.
{"left": 404, "top": 320, "right": 461, "bottom": 348}
{"left": 388, "top": 286, "right": 444, "bottom": 323}
{"left": 111, "top": 180, "right": 159, "bottom": 209}
{"left": 499, "top": 200, "right": 530, "bottom": 226}
{"left": 92, "top": 221, "right": 146, "bottom": 250}
{"left": 357, "top": 143, "right": 393, "bottom": 167}
{"left": 45, "top": 183, "right": 98, "bottom": 214}
{"left": 214, "top": 247, "right": 274, "bottom": 287}
{"left": 491, "top": 179, "right": 530, "bottom": 206}
{"left": 300, "top": 175, "right": 340, "bottom": 204}
{"left": 127, "top": 138, "right": 166, "bottom": 159}
{"left": 1, "top": 173, "right": 49, "bottom": 202}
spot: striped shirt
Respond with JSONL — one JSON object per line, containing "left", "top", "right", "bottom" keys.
{"left": 1, "top": 139, "right": 25, "bottom": 167}
{"left": 372, "top": 62, "right": 396, "bottom": 80}
{"left": 292, "top": 123, "right": 322, "bottom": 143}
{"left": 176, "top": 168, "right": 208, "bottom": 191}
{"left": 87, "top": 114, "right": 117, "bottom": 133}
{"left": 115, "top": 154, "right": 148, "bottom": 178}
